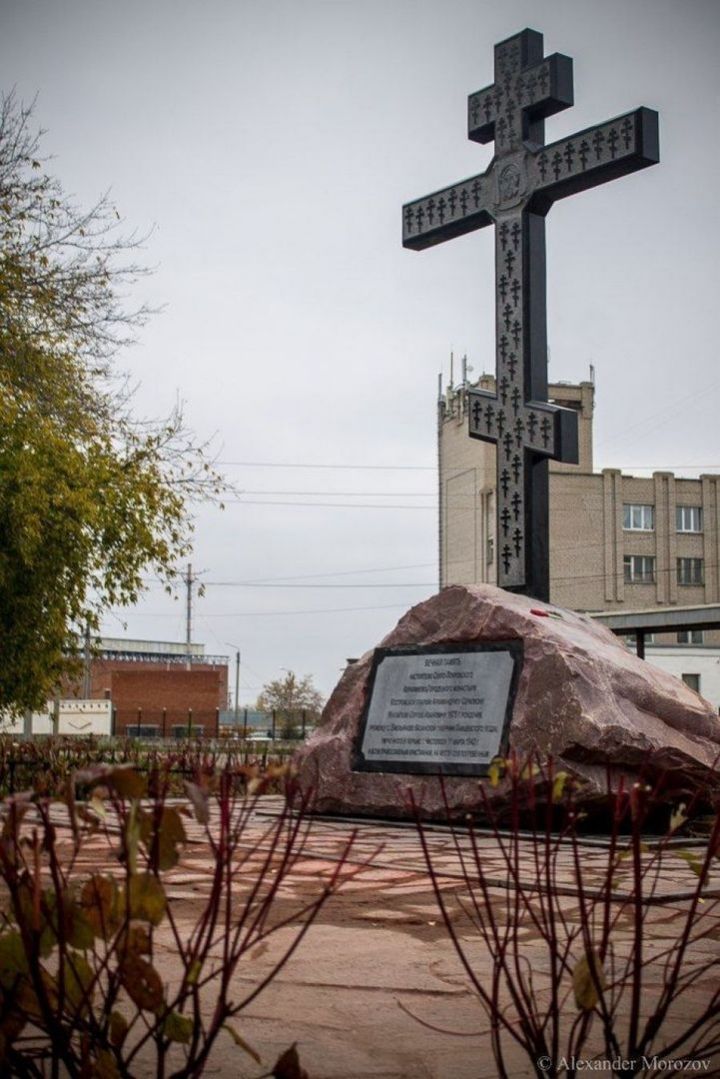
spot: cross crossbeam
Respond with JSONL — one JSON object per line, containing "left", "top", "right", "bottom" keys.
{"left": 402, "top": 28, "right": 659, "bottom": 599}
{"left": 402, "top": 107, "right": 657, "bottom": 251}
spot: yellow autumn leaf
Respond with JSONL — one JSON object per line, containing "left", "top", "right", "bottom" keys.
{"left": 108, "top": 767, "right": 146, "bottom": 799}
{"left": 551, "top": 771, "right": 570, "bottom": 803}
{"left": 164, "top": 1011, "right": 194, "bottom": 1044}
{"left": 91, "top": 1048, "right": 120, "bottom": 1079}
{"left": 65, "top": 951, "right": 94, "bottom": 1016}
{"left": 487, "top": 757, "right": 504, "bottom": 788}
{"left": 128, "top": 873, "right": 166, "bottom": 926}
{"left": 670, "top": 803, "right": 687, "bottom": 832}
{"left": 109, "top": 1010, "right": 128, "bottom": 1047}
{"left": 81, "top": 875, "right": 122, "bottom": 940}
{"left": 572, "top": 951, "right": 606, "bottom": 1011}
{"left": 224, "top": 1024, "right": 262, "bottom": 1064}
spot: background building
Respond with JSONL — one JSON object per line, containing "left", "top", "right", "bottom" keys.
{"left": 1, "top": 701, "right": 113, "bottom": 737}
{"left": 439, "top": 374, "right": 720, "bottom": 705}
{"left": 67, "top": 638, "right": 229, "bottom": 737}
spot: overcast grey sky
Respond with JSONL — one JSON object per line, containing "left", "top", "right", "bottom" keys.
{"left": 2, "top": 0, "right": 719, "bottom": 701}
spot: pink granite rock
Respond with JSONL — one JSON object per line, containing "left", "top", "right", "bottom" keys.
{"left": 294, "top": 585, "right": 720, "bottom": 818}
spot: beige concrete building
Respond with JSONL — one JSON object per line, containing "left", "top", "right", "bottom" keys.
{"left": 439, "top": 376, "right": 720, "bottom": 615}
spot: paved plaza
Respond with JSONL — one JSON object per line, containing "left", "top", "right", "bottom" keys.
{"left": 12, "top": 794, "right": 715, "bottom": 1077}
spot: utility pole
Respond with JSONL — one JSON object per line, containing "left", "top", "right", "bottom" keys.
{"left": 82, "top": 622, "right": 92, "bottom": 698}
{"left": 234, "top": 650, "right": 240, "bottom": 724}
{"left": 185, "top": 563, "right": 193, "bottom": 671}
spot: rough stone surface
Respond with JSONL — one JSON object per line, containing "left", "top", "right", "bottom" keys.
{"left": 294, "top": 585, "right": 720, "bottom": 818}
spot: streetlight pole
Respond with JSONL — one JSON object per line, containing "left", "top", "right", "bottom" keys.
{"left": 279, "top": 667, "right": 293, "bottom": 740}
{"left": 225, "top": 643, "right": 241, "bottom": 735}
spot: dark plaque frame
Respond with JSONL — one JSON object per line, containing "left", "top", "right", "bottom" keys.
{"left": 352, "top": 640, "right": 523, "bottom": 777}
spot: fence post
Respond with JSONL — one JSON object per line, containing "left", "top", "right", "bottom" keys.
{"left": 162, "top": 707, "right": 167, "bottom": 740}
{"left": 136, "top": 707, "right": 142, "bottom": 738}
{"left": 271, "top": 709, "right": 276, "bottom": 741}
{"left": 243, "top": 707, "right": 247, "bottom": 740}
{"left": 301, "top": 710, "right": 306, "bottom": 740}
{"left": 111, "top": 708, "right": 117, "bottom": 737}
{"left": 215, "top": 707, "right": 220, "bottom": 739}
{"left": 187, "top": 708, "right": 193, "bottom": 738}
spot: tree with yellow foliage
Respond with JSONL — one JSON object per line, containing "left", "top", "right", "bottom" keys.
{"left": 0, "top": 93, "right": 226, "bottom": 711}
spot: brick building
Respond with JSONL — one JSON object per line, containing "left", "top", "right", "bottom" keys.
{"left": 439, "top": 375, "right": 720, "bottom": 702}
{"left": 70, "top": 639, "right": 229, "bottom": 737}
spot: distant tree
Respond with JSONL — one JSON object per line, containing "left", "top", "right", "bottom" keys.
{"left": 0, "top": 92, "right": 227, "bottom": 712}
{"left": 256, "top": 672, "right": 324, "bottom": 739}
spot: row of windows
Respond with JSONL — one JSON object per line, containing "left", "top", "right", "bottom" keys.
{"left": 623, "top": 556, "right": 705, "bottom": 585}
{"left": 126, "top": 725, "right": 206, "bottom": 739}
{"left": 623, "top": 504, "right": 703, "bottom": 533}
{"left": 623, "top": 630, "right": 705, "bottom": 645}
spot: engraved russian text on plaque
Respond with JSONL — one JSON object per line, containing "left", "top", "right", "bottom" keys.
{"left": 353, "top": 642, "right": 522, "bottom": 776}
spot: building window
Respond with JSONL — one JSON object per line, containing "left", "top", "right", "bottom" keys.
{"left": 172, "top": 724, "right": 203, "bottom": 739}
{"left": 620, "top": 632, "right": 655, "bottom": 648}
{"left": 127, "top": 725, "right": 159, "bottom": 739}
{"left": 623, "top": 504, "right": 654, "bottom": 531}
{"left": 676, "top": 506, "right": 703, "bottom": 533}
{"left": 677, "top": 630, "right": 704, "bottom": 645}
{"left": 681, "top": 673, "right": 701, "bottom": 693}
{"left": 677, "top": 558, "right": 704, "bottom": 586}
{"left": 623, "top": 555, "right": 655, "bottom": 583}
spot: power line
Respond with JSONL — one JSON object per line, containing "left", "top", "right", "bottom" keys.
{"left": 596, "top": 378, "right": 720, "bottom": 454}
{"left": 139, "top": 545, "right": 720, "bottom": 591}
{"left": 232, "top": 489, "right": 436, "bottom": 496}
{"left": 215, "top": 458, "right": 720, "bottom": 474}
{"left": 141, "top": 561, "right": 437, "bottom": 587}
{"left": 201, "top": 553, "right": 720, "bottom": 599}
{"left": 231, "top": 560, "right": 436, "bottom": 583}
{"left": 195, "top": 603, "right": 416, "bottom": 618}
{"left": 111, "top": 602, "right": 413, "bottom": 619}
{"left": 590, "top": 465, "right": 720, "bottom": 472}
{"left": 224, "top": 498, "right": 434, "bottom": 509}
{"left": 111, "top": 556, "right": 720, "bottom": 618}
{"left": 217, "top": 479, "right": 720, "bottom": 509}
{"left": 203, "top": 581, "right": 436, "bottom": 589}
{"left": 217, "top": 460, "right": 435, "bottom": 470}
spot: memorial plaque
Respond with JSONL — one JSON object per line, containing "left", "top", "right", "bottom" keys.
{"left": 353, "top": 642, "right": 522, "bottom": 776}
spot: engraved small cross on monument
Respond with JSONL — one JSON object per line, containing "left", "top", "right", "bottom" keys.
{"left": 403, "top": 28, "right": 659, "bottom": 601}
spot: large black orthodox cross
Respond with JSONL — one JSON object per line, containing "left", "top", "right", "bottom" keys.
{"left": 403, "top": 29, "right": 658, "bottom": 600}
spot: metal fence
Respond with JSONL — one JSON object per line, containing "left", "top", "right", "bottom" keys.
{"left": 112, "top": 707, "right": 315, "bottom": 741}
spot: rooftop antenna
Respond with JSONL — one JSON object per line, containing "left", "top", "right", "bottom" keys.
{"left": 449, "top": 350, "right": 454, "bottom": 389}
{"left": 589, "top": 363, "right": 596, "bottom": 384}
{"left": 437, "top": 371, "right": 443, "bottom": 401}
